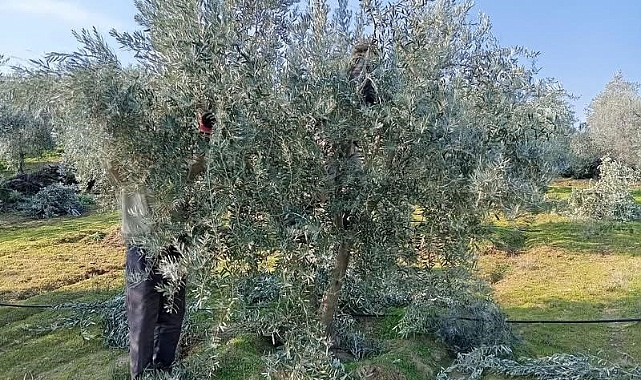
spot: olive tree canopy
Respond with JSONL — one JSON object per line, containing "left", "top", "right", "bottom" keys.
{"left": 569, "top": 73, "right": 641, "bottom": 174}
{"left": 12, "top": 0, "right": 574, "bottom": 375}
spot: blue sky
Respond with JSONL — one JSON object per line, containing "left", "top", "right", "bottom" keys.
{"left": 1, "top": 0, "right": 639, "bottom": 121}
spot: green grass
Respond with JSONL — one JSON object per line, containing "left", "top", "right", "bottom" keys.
{"left": 547, "top": 179, "right": 641, "bottom": 204}
{"left": 0, "top": 289, "right": 127, "bottom": 380}
{"left": 0, "top": 285, "right": 128, "bottom": 379}
{"left": 0, "top": 211, "right": 122, "bottom": 301}
{"left": 0, "top": 210, "right": 126, "bottom": 380}
{"left": 346, "top": 338, "right": 451, "bottom": 380}
{"left": 545, "top": 185, "right": 573, "bottom": 200}
{"left": 215, "top": 334, "right": 267, "bottom": 380}
{"left": 3, "top": 178, "right": 641, "bottom": 379}
{"left": 479, "top": 212, "right": 641, "bottom": 362}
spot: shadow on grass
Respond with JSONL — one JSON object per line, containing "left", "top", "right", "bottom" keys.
{"left": 0, "top": 288, "right": 127, "bottom": 380}
{"left": 503, "top": 292, "right": 641, "bottom": 363}
{"left": 525, "top": 220, "right": 641, "bottom": 255}
{"left": 488, "top": 219, "right": 641, "bottom": 256}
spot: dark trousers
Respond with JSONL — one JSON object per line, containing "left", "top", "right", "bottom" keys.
{"left": 126, "top": 245, "right": 186, "bottom": 379}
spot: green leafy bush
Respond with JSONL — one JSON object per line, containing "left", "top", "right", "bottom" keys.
{"left": 569, "top": 157, "right": 640, "bottom": 221}
{"left": 77, "top": 193, "right": 96, "bottom": 207}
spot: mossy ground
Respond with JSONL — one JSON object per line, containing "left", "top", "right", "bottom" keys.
{"left": 1, "top": 178, "right": 641, "bottom": 379}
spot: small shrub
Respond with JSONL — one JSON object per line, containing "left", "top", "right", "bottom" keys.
{"left": 485, "top": 263, "right": 511, "bottom": 284}
{"left": 568, "top": 157, "right": 640, "bottom": 221}
{"left": 77, "top": 193, "right": 96, "bottom": 207}
{"left": 22, "top": 183, "right": 83, "bottom": 218}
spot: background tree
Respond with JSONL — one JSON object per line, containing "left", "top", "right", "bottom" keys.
{"left": 0, "top": 103, "right": 53, "bottom": 174}
{"left": 14, "top": 0, "right": 574, "bottom": 376}
{"left": 564, "top": 121, "right": 602, "bottom": 179}
{"left": 0, "top": 47, "right": 121, "bottom": 189}
{"left": 581, "top": 72, "right": 641, "bottom": 170}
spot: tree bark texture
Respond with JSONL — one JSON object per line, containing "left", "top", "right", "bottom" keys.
{"left": 320, "top": 233, "right": 352, "bottom": 337}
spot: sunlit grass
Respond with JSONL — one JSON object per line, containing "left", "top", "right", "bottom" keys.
{"left": 0, "top": 211, "right": 123, "bottom": 300}
{"left": 0, "top": 210, "right": 126, "bottom": 380}
{"left": 3, "top": 177, "right": 641, "bottom": 378}
{"left": 479, "top": 210, "right": 641, "bottom": 362}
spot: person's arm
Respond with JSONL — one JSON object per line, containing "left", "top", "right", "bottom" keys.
{"left": 187, "top": 111, "right": 216, "bottom": 182}
{"left": 187, "top": 154, "right": 206, "bottom": 182}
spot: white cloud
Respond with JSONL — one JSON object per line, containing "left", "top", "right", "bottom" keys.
{"left": 0, "top": 0, "right": 120, "bottom": 29}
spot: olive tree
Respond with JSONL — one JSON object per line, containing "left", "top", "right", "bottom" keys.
{"left": 20, "top": 0, "right": 573, "bottom": 375}
{"left": 1, "top": 60, "right": 55, "bottom": 175}
{"left": 584, "top": 72, "right": 641, "bottom": 169}
{"left": 0, "top": 103, "right": 53, "bottom": 174}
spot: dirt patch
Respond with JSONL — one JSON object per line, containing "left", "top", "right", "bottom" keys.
{"left": 53, "top": 231, "right": 96, "bottom": 244}
{"left": 82, "top": 267, "right": 109, "bottom": 278}
{"left": 102, "top": 225, "right": 125, "bottom": 248}
{"left": 53, "top": 228, "right": 122, "bottom": 247}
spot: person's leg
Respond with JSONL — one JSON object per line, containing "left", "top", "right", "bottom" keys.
{"left": 153, "top": 283, "right": 186, "bottom": 370}
{"left": 153, "top": 246, "right": 187, "bottom": 371}
{"left": 126, "top": 245, "right": 161, "bottom": 379}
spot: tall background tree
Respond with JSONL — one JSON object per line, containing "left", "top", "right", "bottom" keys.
{"left": 587, "top": 73, "right": 641, "bottom": 168}
{"left": 10, "top": 0, "right": 574, "bottom": 376}
{"left": 567, "top": 72, "right": 641, "bottom": 177}
{"left": 0, "top": 103, "right": 53, "bottom": 174}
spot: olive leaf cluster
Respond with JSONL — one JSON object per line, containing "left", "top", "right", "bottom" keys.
{"left": 437, "top": 345, "right": 641, "bottom": 380}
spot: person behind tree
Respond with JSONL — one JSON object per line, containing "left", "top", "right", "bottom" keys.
{"left": 106, "top": 111, "right": 215, "bottom": 379}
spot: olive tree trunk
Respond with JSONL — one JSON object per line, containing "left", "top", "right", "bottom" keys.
{"left": 319, "top": 232, "right": 352, "bottom": 337}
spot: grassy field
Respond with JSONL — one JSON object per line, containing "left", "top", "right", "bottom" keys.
{"left": 0, "top": 211, "right": 127, "bottom": 379}
{"left": 479, "top": 213, "right": 641, "bottom": 363}
{"left": 1, "top": 178, "right": 641, "bottom": 379}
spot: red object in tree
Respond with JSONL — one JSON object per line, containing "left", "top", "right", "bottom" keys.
{"left": 198, "top": 117, "right": 213, "bottom": 134}
{"left": 199, "top": 111, "right": 216, "bottom": 134}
